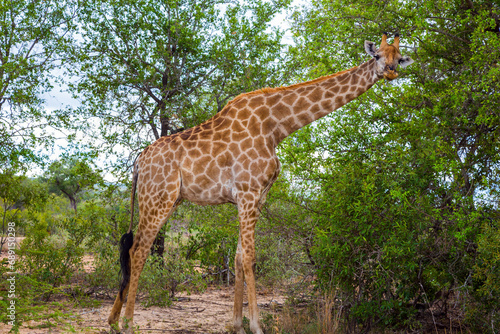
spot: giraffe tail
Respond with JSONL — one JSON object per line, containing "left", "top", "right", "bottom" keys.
{"left": 118, "top": 231, "right": 133, "bottom": 301}
{"left": 118, "top": 158, "right": 139, "bottom": 301}
{"left": 128, "top": 156, "right": 139, "bottom": 234}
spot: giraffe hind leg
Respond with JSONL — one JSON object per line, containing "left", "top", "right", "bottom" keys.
{"left": 108, "top": 174, "right": 181, "bottom": 333}
{"left": 235, "top": 192, "right": 264, "bottom": 334}
{"left": 122, "top": 189, "right": 181, "bottom": 333}
{"left": 121, "top": 222, "right": 165, "bottom": 333}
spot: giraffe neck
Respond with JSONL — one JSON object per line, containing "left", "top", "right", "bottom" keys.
{"left": 267, "top": 58, "right": 381, "bottom": 144}
{"left": 200, "top": 58, "right": 381, "bottom": 148}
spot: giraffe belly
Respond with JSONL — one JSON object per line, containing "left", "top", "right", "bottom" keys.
{"left": 179, "top": 172, "right": 236, "bottom": 206}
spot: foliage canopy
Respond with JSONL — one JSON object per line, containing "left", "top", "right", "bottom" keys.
{"left": 277, "top": 0, "right": 500, "bottom": 329}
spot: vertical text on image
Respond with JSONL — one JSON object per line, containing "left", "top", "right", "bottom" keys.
{"left": 6, "top": 222, "right": 16, "bottom": 326}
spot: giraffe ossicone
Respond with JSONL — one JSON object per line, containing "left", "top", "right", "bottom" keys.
{"left": 107, "top": 34, "right": 413, "bottom": 334}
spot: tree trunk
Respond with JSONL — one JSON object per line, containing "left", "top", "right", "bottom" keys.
{"left": 160, "top": 117, "right": 170, "bottom": 137}
{"left": 69, "top": 196, "right": 77, "bottom": 214}
{"left": 151, "top": 233, "right": 165, "bottom": 259}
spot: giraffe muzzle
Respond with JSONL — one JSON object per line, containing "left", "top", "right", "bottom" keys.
{"left": 383, "top": 70, "right": 399, "bottom": 81}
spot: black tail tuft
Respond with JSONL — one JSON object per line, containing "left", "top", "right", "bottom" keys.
{"left": 119, "top": 231, "right": 134, "bottom": 301}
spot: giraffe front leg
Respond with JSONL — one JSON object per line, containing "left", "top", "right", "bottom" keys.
{"left": 236, "top": 193, "right": 263, "bottom": 334}
{"left": 241, "top": 239, "right": 262, "bottom": 334}
{"left": 233, "top": 236, "right": 245, "bottom": 334}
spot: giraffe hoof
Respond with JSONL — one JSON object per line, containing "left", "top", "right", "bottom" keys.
{"left": 108, "top": 327, "right": 120, "bottom": 334}
{"left": 108, "top": 321, "right": 121, "bottom": 334}
{"left": 250, "top": 323, "right": 264, "bottom": 334}
{"left": 120, "top": 320, "right": 135, "bottom": 334}
{"left": 122, "top": 328, "right": 134, "bottom": 334}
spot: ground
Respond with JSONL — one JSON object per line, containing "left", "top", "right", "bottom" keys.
{"left": 1, "top": 283, "right": 284, "bottom": 333}
{"left": 0, "top": 243, "right": 281, "bottom": 333}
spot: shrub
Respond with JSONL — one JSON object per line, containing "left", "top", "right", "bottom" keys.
{"left": 139, "top": 236, "right": 205, "bottom": 307}
{"left": 469, "top": 218, "right": 500, "bottom": 332}
{"left": 18, "top": 213, "right": 87, "bottom": 300}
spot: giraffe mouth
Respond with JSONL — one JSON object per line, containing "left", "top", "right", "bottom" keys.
{"left": 383, "top": 70, "right": 399, "bottom": 81}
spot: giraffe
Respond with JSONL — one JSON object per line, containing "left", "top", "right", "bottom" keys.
{"left": 108, "top": 33, "right": 413, "bottom": 334}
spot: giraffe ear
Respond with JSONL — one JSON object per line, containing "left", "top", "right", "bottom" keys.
{"left": 364, "top": 41, "right": 378, "bottom": 57}
{"left": 398, "top": 56, "right": 414, "bottom": 68}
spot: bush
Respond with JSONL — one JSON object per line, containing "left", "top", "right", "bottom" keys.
{"left": 469, "top": 218, "right": 500, "bottom": 332}
{"left": 0, "top": 206, "right": 89, "bottom": 331}
{"left": 18, "top": 212, "right": 88, "bottom": 299}
{"left": 180, "top": 203, "right": 239, "bottom": 284}
{"left": 274, "top": 119, "right": 495, "bottom": 331}
{"left": 89, "top": 224, "right": 206, "bottom": 306}
{"left": 139, "top": 234, "right": 205, "bottom": 307}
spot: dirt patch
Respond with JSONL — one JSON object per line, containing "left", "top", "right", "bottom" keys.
{"left": 82, "top": 254, "right": 96, "bottom": 273}
{"left": 0, "top": 237, "right": 25, "bottom": 252}
{"left": 1, "top": 252, "right": 285, "bottom": 333}
{"left": 1, "top": 286, "right": 285, "bottom": 333}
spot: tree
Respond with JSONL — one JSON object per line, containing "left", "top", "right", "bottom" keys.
{"left": 0, "top": 172, "right": 48, "bottom": 249}
{"left": 278, "top": 0, "right": 500, "bottom": 330}
{"left": 44, "top": 157, "right": 103, "bottom": 213}
{"left": 64, "top": 0, "right": 291, "bottom": 259}
{"left": 67, "top": 0, "right": 291, "bottom": 175}
{"left": 0, "top": 0, "right": 77, "bottom": 170}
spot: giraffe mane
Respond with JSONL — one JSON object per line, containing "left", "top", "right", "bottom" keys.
{"left": 227, "top": 65, "right": 359, "bottom": 105}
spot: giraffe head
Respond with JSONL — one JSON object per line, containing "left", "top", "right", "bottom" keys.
{"left": 364, "top": 33, "right": 414, "bottom": 81}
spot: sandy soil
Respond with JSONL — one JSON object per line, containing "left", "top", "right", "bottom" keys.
{"left": 1, "top": 280, "right": 284, "bottom": 333}
{"left": 0, "top": 237, "right": 25, "bottom": 252}
{"left": 1, "top": 250, "right": 284, "bottom": 333}
{"left": 0, "top": 254, "right": 284, "bottom": 334}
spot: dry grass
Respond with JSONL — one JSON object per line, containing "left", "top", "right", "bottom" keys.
{"left": 266, "top": 292, "right": 345, "bottom": 334}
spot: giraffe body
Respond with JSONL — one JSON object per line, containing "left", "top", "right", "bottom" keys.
{"left": 108, "top": 34, "right": 413, "bottom": 334}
